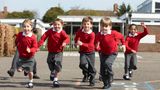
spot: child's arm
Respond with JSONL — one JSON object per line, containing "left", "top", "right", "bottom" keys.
{"left": 27, "top": 36, "right": 38, "bottom": 53}
{"left": 95, "top": 33, "right": 101, "bottom": 51}
{"left": 74, "top": 31, "right": 80, "bottom": 47}
{"left": 79, "top": 33, "right": 95, "bottom": 48}
{"left": 138, "top": 22, "right": 149, "bottom": 38}
{"left": 62, "top": 31, "right": 70, "bottom": 47}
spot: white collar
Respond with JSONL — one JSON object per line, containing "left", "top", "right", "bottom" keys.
{"left": 22, "top": 32, "right": 33, "bottom": 37}
{"left": 100, "top": 29, "right": 111, "bottom": 35}
{"left": 52, "top": 28, "right": 62, "bottom": 33}
{"left": 129, "top": 33, "right": 138, "bottom": 37}
{"left": 82, "top": 29, "right": 92, "bottom": 34}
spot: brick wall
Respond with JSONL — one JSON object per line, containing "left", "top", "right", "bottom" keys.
{"left": 136, "top": 25, "right": 160, "bottom": 52}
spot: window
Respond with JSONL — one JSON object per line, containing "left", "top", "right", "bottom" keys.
{"left": 155, "top": 2, "right": 160, "bottom": 8}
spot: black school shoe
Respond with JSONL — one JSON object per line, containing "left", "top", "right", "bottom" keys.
{"left": 7, "top": 70, "right": 14, "bottom": 77}
{"left": 82, "top": 75, "right": 89, "bottom": 82}
{"left": 123, "top": 74, "right": 131, "bottom": 80}
{"left": 25, "top": 82, "right": 34, "bottom": 88}
{"left": 129, "top": 71, "right": 133, "bottom": 77}
{"left": 53, "top": 81, "right": 60, "bottom": 87}
{"left": 102, "top": 84, "right": 111, "bottom": 89}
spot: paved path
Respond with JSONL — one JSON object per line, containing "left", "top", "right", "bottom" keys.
{"left": 0, "top": 51, "right": 160, "bottom": 90}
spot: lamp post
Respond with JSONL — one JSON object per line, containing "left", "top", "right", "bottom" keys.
{"left": 128, "top": 11, "right": 132, "bottom": 25}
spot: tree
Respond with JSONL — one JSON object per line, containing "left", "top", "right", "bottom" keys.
{"left": 42, "top": 7, "right": 64, "bottom": 23}
{"left": 117, "top": 3, "right": 132, "bottom": 16}
{"left": 6, "top": 10, "right": 34, "bottom": 19}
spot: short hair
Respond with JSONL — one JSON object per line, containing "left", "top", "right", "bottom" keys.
{"left": 51, "top": 18, "right": 64, "bottom": 25}
{"left": 100, "top": 17, "right": 112, "bottom": 27}
{"left": 22, "top": 19, "right": 33, "bottom": 27}
{"left": 82, "top": 16, "right": 93, "bottom": 24}
{"left": 128, "top": 24, "right": 138, "bottom": 30}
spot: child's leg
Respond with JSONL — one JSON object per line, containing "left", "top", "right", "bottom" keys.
{"left": 32, "top": 59, "right": 40, "bottom": 79}
{"left": 52, "top": 52, "right": 63, "bottom": 87}
{"left": 132, "top": 53, "right": 137, "bottom": 70}
{"left": 7, "top": 50, "right": 19, "bottom": 77}
{"left": 101, "top": 53, "right": 117, "bottom": 89}
{"left": 28, "top": 72, "right": 33, "bottom": 82}
{"left": 124, "top": 53, "right": 132, "bottom": 79}
{"left": 87, "top": 52, "right": 96, "bottom": 86}
{"left": 47, "top": 53, "right": 56, "bottom": 81}
{"left": 25, "top": 71, "right": 34, "bottom": 88}
{"left": 79, "top": 53, "right": 89, "bottom": 82}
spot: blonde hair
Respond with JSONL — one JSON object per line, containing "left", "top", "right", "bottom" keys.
{"left": 82, "top": 16, "right": 93, "bottom": 24}
{"left": 100, "top": 17, "right": 112, "bottom": 27}
{"left": 22, "top": 19, "right": 33, "bottom": 27}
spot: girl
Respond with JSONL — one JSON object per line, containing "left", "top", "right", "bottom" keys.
{"left": 16, "top": 19, "right": 38, "bottom": 88}
{"left": 123, "top": 22, "right": 149, "bottom": 80}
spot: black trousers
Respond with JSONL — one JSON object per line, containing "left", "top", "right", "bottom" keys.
{"left": 79, "top": 52, "right": 96, "bottom": 83}
{"left": 100, "top": 52, "right": 117, "bottom": 86}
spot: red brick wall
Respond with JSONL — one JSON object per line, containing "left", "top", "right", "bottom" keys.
{"left": 137, "top": 25, "right": 160, "bottom": 52}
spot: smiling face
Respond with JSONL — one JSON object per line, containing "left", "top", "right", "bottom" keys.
{"left": 53, "top": 21, "right": 63, "bottom": 31}
{"left": 129, "top": 24, "right": 138, "bottom": 35}
{"left": 22, "top": 21, "right": 33, "bottom": 35}
{"left": 82, "top": 21, "right": 93, "bottom": 32}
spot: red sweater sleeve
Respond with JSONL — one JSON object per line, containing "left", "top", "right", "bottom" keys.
{"left": 125, "top": 37, "right": 132, "bottom": 51}
{"left": 81, "top": 32, "right": 95, "bottom": 48}
{"left": 30, "top": 35, "right": 38, "bottom": 53}
{"left": 95, "top": 32, "right": 101, "bottom": 51}
{"left": 138, "top": 27, "right": 149, "bottom": 39}
{"left": 62, "top": 31, "right": 70, "bottom": 44}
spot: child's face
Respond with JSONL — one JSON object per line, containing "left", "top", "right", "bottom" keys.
{"left": 53, "top": 21, "right": 63, "bottom": 31}
{"left": 82, "top": 21, "right": 93, "bottom": 32}
{"left": 23, "top": 23, "right": 32, "bottom": 35}
{"left": 129, "top": 25, "right": 137, "bottom": 35}
{"left": 101, "top": 25, "right": 111, "bottom": 32}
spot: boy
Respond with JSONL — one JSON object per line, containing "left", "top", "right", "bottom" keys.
{"left": 74, "top": 16, "right": 96, "bottom": 86}
{"left": 95, "top": 17, "right": 125, "bottom": 89}
{"left": 38, "top": 18, "right": 70, "bottom": 87}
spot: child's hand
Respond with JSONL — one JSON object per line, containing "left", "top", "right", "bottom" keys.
{"left": 62, "top": 42, "right": 66, "bottom": 47}
{"left": 37, "top": 48, "right": 40, "bottom": 52}
{"left": 131, "top": 49, "right": 136, "bottom": 53}
{"left": 95, "top": 42, "right": 100, "bottom": 51}
{"left": 77, "top": 40, "right": 83, "bottom": 46}
{"left": 121, "top": 45, "right": 126, "bottom": 52}
{"left": 26, "top": 47, "right": 31, "bottom": 53}
{"left": 141, "top": 22, "right": 146, "bottom": 28}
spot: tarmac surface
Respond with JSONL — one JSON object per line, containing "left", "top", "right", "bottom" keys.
{"left": 0, "top": 51, "right": 160, "bottom": 90}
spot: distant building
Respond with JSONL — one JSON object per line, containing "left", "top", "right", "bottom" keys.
{"left": 137, "top": 0, "right": 160, "bottom": 13}
{"left": 0, "top": 6, "right": 8, "bottom": 19}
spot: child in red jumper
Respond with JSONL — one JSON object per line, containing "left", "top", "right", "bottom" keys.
{"left": 95, "top": 17, "right": 125, "bottom": 89}
{"left": 74, "top": 16, "right": 96, "bottom": 86}
{"left": 38, "top": 18, "right": 70, "bottom": 87}
{"left": 16, "top": 19, "right": 38, "bottom": 88}
{"left": 123, "top": 22, "right": 149, "bottom": 80}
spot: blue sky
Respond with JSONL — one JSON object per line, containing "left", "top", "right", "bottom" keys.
{"left": 0, "top": 0, "right": 145, "bottom": 19}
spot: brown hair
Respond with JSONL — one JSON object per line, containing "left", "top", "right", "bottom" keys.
{"left": 128, "top": 24, "right": 138, "bottom": 30}
{"left": 52, "top": 18, "right": 64, "bottom": 25}
{"left": 82, "top": 16, "right": 93, "bottom": 24}
{"left": 100, "top": 17, "right": 112, "bottom": 27}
